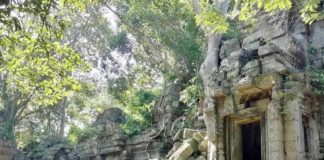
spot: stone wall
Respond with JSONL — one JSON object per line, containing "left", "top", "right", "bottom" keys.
{"left": 17, "top": 84, "right": 190, "bottom": 160}
{"left": 198, "top": 10, "right": 324, "bottom": 160}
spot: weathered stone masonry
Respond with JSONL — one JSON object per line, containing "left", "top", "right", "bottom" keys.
{"left": 201, "top": 12, "right": 324, "bottom": 160}
{"left": 12, "top": 10, "right": 324, "bottom": 160}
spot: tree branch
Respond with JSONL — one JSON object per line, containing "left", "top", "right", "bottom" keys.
{"left": 14, "top": 89, "right": 36, "bottom": 122}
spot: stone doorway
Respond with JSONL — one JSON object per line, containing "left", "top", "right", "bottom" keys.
{"left": 225, "top": 115, "right": 265, "bottom": 160}
{"left": 53, "top": 149, "right": 69, "bottom": 160}
{"left": 241, "top": 121, "right": 261, "bottom": 160}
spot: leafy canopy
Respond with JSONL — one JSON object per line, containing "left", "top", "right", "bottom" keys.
{"left": 196, "top": 0, "right": 323, "bottom": 34}
{"left": 0, "top": 0, "right": 94, "bottom": 141}
{"left": 107, "top": 0, "right": 204, "bottom": 81}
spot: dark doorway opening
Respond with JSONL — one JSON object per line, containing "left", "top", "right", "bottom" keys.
{"left": 302, "top": 116, "right": 310, "bottom": 158}
{"left": 53, "top": 148, "right": 69, "bottom": 160}
{"left": 241, "top": 121, "right": 261, "bottom": 160}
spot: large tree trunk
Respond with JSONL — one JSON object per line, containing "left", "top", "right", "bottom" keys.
{"left": 192, "top": 0, "right": 229, "bottom": 159}
{"left": 58, "top": 97, "right": 67, "bottom": 138}
{"left": 0, "top": 76, "right": 17, "bottom": 141}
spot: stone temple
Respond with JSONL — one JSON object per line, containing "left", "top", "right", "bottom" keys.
{"left": 2, "top": 6, "right": 324, "bottom": 160}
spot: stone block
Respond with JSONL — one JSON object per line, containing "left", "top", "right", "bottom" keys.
{"left": 218, "top": 70, "right": 227, "bottom": 80}
{"left": 285, "top": 151, "right": 299, "bottom": 160}
{"left": 164, "top": 84, "right": 181, "bottom": 96}
{"left": 229, "top": 49, "right": 244, "bottom": 59}
{"left": 212, "top": 87, "right": 227, "bottom": 98}
{"left": 172, "top": 101, "right": 179, "bottom": 107}
{"left": 198, "top": 138, "right": 208, "bottom": 152}
{"left": 267, "top": 27, "right": 286, "bottom": 39}
{"left": 220, "top": 58, "right": 240, "bottom": 72}
{"left": 168, "top": 139, "right": 198, "bottom": 160}
{"left": 201, "top": 152, "right": 207, "bottom": 157}
{"left": 227, "top": 69, "right": 240, "bottom": 79}
{"left": 166, "top": 141, "right": 183, "bottom": 158}
{"left": 96, "top": 107, "right": 126, "bottom": 124}
{"left": 292, "top": 21, "right": 307, "bottom": 34}
{"left": 220, "top": 38, "right": 241, "bottom": 59}
{"left": 311, "top": 59, "right": 323, "bottom": 68}
{"left": 183, "top": 129, "right": 206, "bottom": 139}
{"left": 246, "top": 41, "right": 260, "bottom": 51}
{"left": 268, "top": 141, "right": 284, "bottom": 153}
{"left": 202, "top": 116, "right": 217, "bottom": 142}
{"left": 241, "top": 59, "right": 261, "bottom": 77}
{"left": 207, "top": 142, "right": 217, "bottom": 159}
{"left": 242, "top": 28, "right": 266, "bottom": 49}
{"left": 195, "top": 156, "right": 207, "bottom": 160}
{"left": 258, "top": 43, "right": 281, "bottom": 57}
{"left": 311, "top": 21, "right": 324, "bottom": 49}
{"left": 261, "top": 58, "right": 287, "bottom": 74}
{"left": 222, "top": 96, "right": 235, "bottom": 116}
{"left": 285, "top": 125, "right": 301, "bottom": 142}
{"left": 268, "top": 126, "right": 283, "bottom": 141}
{"left": 192, "top": 132, "right": 204, "bottom": 143}
{"left": 267, "top": 151, "right": 285, "bottom": 160}
{"left": 249, "top": 98, "right": 270, "bottom": 111}
{"left": 219, "top": 58, "right": 230, "bottom": 71}
{"left": 270, "top": 35, "right": 299, "bottom": 54}
{"left": 188, "top": 156, "right": 195, "bottom": 160}
{"left": 285, "top": 140, "right": 299, "bottom": 152}
{"left": 99, "top": 146, "right": 124, "bottom": 154}
{"left": 242, "top": 59, "right": 260, "bottom": 70}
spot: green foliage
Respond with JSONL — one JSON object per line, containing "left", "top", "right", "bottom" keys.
{"left": 0, "top": 0, "right": 93, "bottom": 32}
{"left": 107, "top": 63, "right": 162, "bottom": 137}
{"left": 111, "top": 0, "right": 204, "bottom": 80}
{"left": 6, "top": 0, "right": 324, "bottom": 150}
{"left": 108, "top": 31, "right": 132, "bottom": 53}
{"left": 279, "top": 105, "right": 289, "bottom": 115}
{"left": 180, "top": 76, "right": 203, "bottom": 108}
{"left": 108, "top": 77, "right": 129, "bottom": 101}
{"left": 278, "top": 91, "right": 298, "bottom": 101}
{"left": 68, "top": 125, "right": 95, "bottom": 144}
{"left": 65, "top": 4, "right": 132, "bottom": 58}
{"left": 195, "top": 1, "right": 229, "bottom": 34}
{"left": 120, "top": 89, "right": 158, "bottom": 136}
{"left": 0, "top": 0, "right": 95, "bottom": 143}
{"left": 222, "top": 20, "right": 241, "bottom": 40}
{"left": 21, "top": 135, "right": 70, "bottom": 158}
{"left": 236, "top": 0, "right": 292, "bottom": 22}
{"left": 196, "top": 0, "right": 322, "bottom": 36}
{"left": 0, "top": 30, "right": 88, "bottom": 106}
{"left": 235, "top": 0, "right": 322, "bottom": 24}
{"left": 311, "top": 69, "right": 324, "bottom": 95}
{"left": 0, "top": 123, "right": 14, "bottom": 140}
{"left": 121, "top": 117, "right": 151, "bottom": 136}
{"left": 299, "top": 0, "right": 323, "bottom": 24}
{"left": 180, "top": 76, "right": 203, "bottom": 128}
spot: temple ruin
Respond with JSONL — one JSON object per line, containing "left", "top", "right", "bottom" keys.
{"left": 7, "top": 6, "right": 324, "bottom": 160}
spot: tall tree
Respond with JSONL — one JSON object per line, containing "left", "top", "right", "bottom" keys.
{"left": 105, "top": 0, "right": 205, "bottom": 82}
{"left": 0, "top": 0, "right": 91, "bottom": 142}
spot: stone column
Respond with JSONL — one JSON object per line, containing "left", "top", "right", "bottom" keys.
{"left": 203, "top": 97, "right": 217, "bottom": 160}
{"left": 208, "top": 141, "right": 217, "bottom": 160}
{"left": 309, "top": 111, "right": 320, "bottom": 159}
{"left": 266, "top": 78, "right": 285, "bottom": 160}
{"left": 283, "top": 81, "right": 304, "bottom": 160}
{"left": 319, "top": 97, "right": 324, "bottom": 158}
{"left": 217, "top": 116, "right": 225, "bottom": 160}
